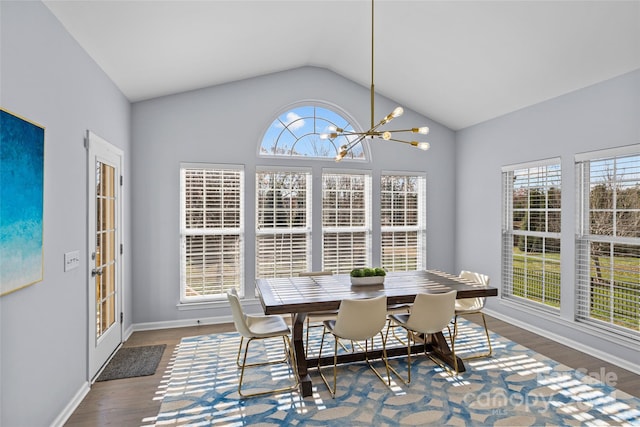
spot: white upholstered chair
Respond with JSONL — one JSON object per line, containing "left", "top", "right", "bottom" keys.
{"left": 387, "top": 290, "right": 458, "bottom": 383}
{"left": 227, "top": 288, "right": 299, "bottom": 397}
{"left": 452, "top": 270, "right": 492, "bottom": 359}
{"left": 317, "top": 295, "right": 391, "bottom": 398}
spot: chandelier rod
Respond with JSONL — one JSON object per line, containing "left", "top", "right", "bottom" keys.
{"left": 370, "top": 0, "right": 375, "bottom": 129}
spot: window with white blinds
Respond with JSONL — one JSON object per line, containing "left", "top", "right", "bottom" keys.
{"left": 180, "top": 165, "right": 244, "bottom": 301}
{"left": 322, "top": 171, "right": 371, "bottom": 273}
{"left": 381, "top": 173, "right": 426, "bottom": 271}
{"left": 255, "top": 168, "right": 312, "bottom": 278}
{"left": 576, "top": 145, "right": 640, "bottom": 339}
{"left": 501, "top": 159, "right": 561, "bottom": 310}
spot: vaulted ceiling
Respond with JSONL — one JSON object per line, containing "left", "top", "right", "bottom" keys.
{"left": 43, "top": 0, "right": 640, "bottom": 130}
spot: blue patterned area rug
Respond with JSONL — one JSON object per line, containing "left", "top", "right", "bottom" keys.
{"left": 153, "top": 320, "right": 639, "bottom": 426}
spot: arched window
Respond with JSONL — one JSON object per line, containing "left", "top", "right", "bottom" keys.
{"left": 259, "top": 104, "right": 366, "bottom": 160}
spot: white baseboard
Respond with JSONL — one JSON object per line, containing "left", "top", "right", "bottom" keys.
{"left": 124, "top": 323, "right": 135, "bottom": 341}
{"left": 484, "top": 308, "right": 640, "bottom": 375}
{"left": 132, "top": 315, "right": 234, "bottom": 332}
{"left": 50, "top": 381, "right": 90, "bottom": 427}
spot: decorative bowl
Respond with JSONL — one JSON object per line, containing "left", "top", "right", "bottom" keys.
{"left": 350, "top": 276, "right": 385, "bottom": 286}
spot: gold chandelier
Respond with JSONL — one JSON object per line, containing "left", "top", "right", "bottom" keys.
{"left": 321, "top": 0, "right": 431, "bottom": 162}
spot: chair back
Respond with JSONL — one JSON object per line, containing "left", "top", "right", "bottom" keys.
{"left": 404, "top": 290, "right": 457, "bottom": 334}
{"left": 460, "top": 270, "right": 490, "bottom": 286}
{"left": 332, "top": 295, "right": 387, "bottom": 341}
{"left": 227, "top": 288, "right": 253, "bottom": 338}
{"left": 458, "top": 271, "right": 490, "bottom": 311}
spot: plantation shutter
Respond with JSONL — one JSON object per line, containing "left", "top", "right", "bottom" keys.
{"left": 575, "top": 145, "right": 640, "bottom": 339}
{"left": 322, "top": 170, "right": 371, "bottom": 273}
{"left": 380, "top": 173, "right": 426, "bottom": 271}
{"left": 255, "top": 167, "right": 312, "bottom": 278}
{"left": 180, "top": 164, "right": 244, "bottom": 301}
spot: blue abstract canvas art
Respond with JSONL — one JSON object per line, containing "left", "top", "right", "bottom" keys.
{"left": 0, "top": 108, "right": 45, "bottom": 296}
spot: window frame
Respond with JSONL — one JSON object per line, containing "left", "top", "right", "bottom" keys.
{"left": 321, "top": 168, "right": 372, "bottom": 273}
{"left": 258, "top": 102, "right": 370, "bottom": 162}
{"left": 575, "top": 144, "right": 640, "bottom": 340}
{"left": 255, "top": 166, "right": 313, "bottom": 278}
{"left": 179, "top": 163, "right": 245, "bottom": 302}
{"left": 380, "top": 171, "right": 427, "bottom": 272}
{"left": 501, "top": 158, "right": 562, "bottom": 311}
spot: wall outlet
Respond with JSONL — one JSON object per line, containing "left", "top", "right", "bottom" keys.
{"left": 64, "top": 251, "right": 80, "bottom": 272}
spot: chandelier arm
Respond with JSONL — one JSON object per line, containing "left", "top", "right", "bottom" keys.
{"left": 382, "top": 128, "right": 423, "bottom": 133}
{"left": 386, "top": 137, "right": 418, "bottom": 145}
{"left": 344, "top": 134, "right": 369, "bottom": 150}
{"left": 368, "top": 117, "right": 393, "bottom": 132}
{"left": 339, "top": 122, "right": 385, "bottom": 138}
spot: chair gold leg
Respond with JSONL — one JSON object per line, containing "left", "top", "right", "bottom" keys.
{"left": 332, "top": 340, "right": 338, "bottom": 395}
{"left": 480, "top": 313, "right": 493, "bottom": 357}
{"left": 453, "top": 312, "right": 493, "bottom": 360}
{"left": 317, "top": 331, "right": 338, "bottom": 398}
{"left": 238, "top": 337, "right": 251, "bottom": 396}
{"left": 363, "top": 332, "right": 392, "bottom": 387}
{"left": 420, "top": 326, "right": 458, "bottom": 377}
{"left": 386, "top": 318, "right": 407, "bottom": 346}
{"left": 407, "top": 331, "right": 412, "bottom": 384}
{"left": 447, "top": 325, "right": 458, "bottom": 374}
{"left": 305, "top": 317, "right": 311, "bottom": 357}
{"left": 319, "top": 332, "right": 393, "bottom": 398}
{"left": 388, "top": 323, "right": 460, "bottom": 382}
{"left": 306, "top": 319, "right": 350, "bottom": 357}
{"left": 385, "top": 321, "right": 410, "bottom": 385}
{"left": 236, "top": 336, "right": 245, "bottom": 367}
{"left": 236, "top": 336, "right": 299, "bottom": 398}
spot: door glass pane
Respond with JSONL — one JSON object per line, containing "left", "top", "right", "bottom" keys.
{"left": 96, "top": 161, "right": 117, "bottom": 339}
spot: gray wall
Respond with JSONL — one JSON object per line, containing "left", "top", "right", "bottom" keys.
{"left": 455, "top": 69, "right": 640, "bottom": 370}
{"left": 131, "top": 66, "right": 457, "bottom": 324}
{"left": 0, "top": 2, "right": 131, "bottom": 426}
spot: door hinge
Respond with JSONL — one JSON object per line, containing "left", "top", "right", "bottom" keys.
{"left": 120, "top": 244, "right": 123, "bottom": 255}
{"left": 120, "top": 312, "right": 123, "bottom": 324}
{"left": 120, "top": 175, "right": 123, "bottom": 186}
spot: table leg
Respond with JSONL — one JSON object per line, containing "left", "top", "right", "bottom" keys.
{"left": 292, "top": 313, "right": 313, "bottom": 397}
{"left": 427, "top": 331, "right": 466, "bottom": 373}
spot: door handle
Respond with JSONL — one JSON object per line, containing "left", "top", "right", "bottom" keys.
{"left": 92, "top": 268, "right": 103, "bottom": 277}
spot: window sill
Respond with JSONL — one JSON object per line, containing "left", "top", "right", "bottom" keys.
{"left": 176, "top": 298, "right": 262, "bottom": 311}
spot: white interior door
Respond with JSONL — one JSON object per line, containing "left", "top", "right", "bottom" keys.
{"left": 87, "top": 130, "right": 123, "bottom": 380}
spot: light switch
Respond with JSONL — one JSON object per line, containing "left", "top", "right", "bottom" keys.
{"left": 64, "top": 251, "right": 80, "bottom": 272}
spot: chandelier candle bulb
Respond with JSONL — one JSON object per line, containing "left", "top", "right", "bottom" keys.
{"left": 412, "top": 142, "right": 431, "bottom": 151}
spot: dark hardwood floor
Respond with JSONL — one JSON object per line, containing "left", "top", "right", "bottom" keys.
{"left": 64, "top": 315, "right": 639, "bottom": 426}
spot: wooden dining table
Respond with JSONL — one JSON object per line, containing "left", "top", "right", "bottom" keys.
{"left": 255, "top": 269, "right": 498, "bottom": 397}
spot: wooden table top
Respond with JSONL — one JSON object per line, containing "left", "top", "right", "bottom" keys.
{"left": 256, "top": 269, "right": 498, "bottom": 315}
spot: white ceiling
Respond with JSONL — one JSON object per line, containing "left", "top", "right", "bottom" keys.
{"left": 43, "top": 0, "right": 640, "bottom": 130}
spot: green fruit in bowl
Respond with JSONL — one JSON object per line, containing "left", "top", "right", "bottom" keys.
{"left": 350, "top": 268, "right": 364, "bottom": 277}
{"left": 374, "top": 267, "right": 386, "bottom": 276}
{"left": 363, "top": 268, "right": 375, "bottom": 276}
